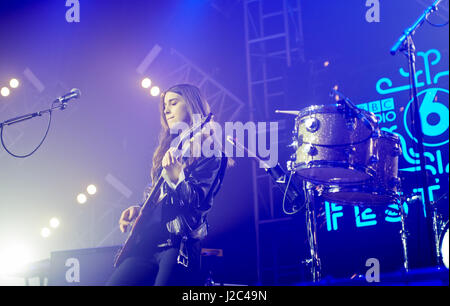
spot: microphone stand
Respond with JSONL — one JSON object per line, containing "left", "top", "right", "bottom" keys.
{"left": 0, "top": 100, "right": 68, "bottom": 129}
{"left": 390, "top": 0, "right": 444, "bottom": 267}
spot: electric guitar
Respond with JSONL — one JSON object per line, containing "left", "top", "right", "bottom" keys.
{"left": 113, "top": 113, "right": 213, "bottom": 268}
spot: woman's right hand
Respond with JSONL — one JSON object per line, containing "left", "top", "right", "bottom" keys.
{"left": 119, "top": 206, "right": 141, "bottom": 233}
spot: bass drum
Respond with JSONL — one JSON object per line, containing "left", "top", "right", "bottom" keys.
{"left": 321, "top": 131, "right": 402, "bottom": 205}
{"left": 440, "top": 221, "right": 449, "bottom": 269}
{"left": 292, "top": 105, "right": 378, "bottom": 185}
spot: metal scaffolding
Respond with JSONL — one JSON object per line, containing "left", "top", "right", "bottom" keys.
{"left": 164, "top": 48, "right": 246, "bottom": 123}
{"left": 243, "top": 0, "right": 305, "bottom": 284}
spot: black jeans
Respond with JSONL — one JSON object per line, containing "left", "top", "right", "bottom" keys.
{"left": 106, "top": 245, "right": 202, "bottom": 286}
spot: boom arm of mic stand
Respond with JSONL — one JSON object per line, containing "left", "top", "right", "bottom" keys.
{"left": 0, "top": 100, "right": 67, "bottom": 128}
{"left": 226, "top": 135, "right": 305, "bottom": 210}
{"left": 390, "top": 0, "right": 443, "bottom": 55}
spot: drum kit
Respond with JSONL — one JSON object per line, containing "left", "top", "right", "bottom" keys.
{"left": 278, "top": 92, "right": 446, "bottom": 281}
{"left": 289, "top": 103, "right": 401, "bottom": 206}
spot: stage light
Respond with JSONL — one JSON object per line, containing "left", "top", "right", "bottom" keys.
{"left": 77, "top": 193, "right": 87, "bottom": 204}
{"left": 49, "top": 217, "right": 60, "bottom": 229}
{"left": 41, "top": 227, "right": 51, "bottom": 238}
{"left": 1, "top": 87, "right": 10, "bottom": 97}
{"left": 141, "top": 78, "right": 152, "bottom": 89}
{"left": 323, "top": 61, "right": 330, "bottom": 67}
{"left": 150, "top": 86, "right": 160, "bottom": 97}
{"left": 0, "top": 244, "right": 33, "bottom": 276}
{"left": 442, "top": 228, "right": 449, "bottom": 269}
{"left": 87, "top": 184, "right": 97, "bottom": 195}
{"left": 333, "top": 85, "right": 339, "bottom": 90}
{"left": 9, "top": 79, "right": 19, "bottom": 89}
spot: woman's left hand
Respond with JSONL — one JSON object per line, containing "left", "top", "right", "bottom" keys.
{"left": 162, "top": 147, "right": 183, "bottom": 183}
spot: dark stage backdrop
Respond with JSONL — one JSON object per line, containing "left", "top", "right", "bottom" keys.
{"left": 0, "top": 0, "right": 448, "bottom": 285}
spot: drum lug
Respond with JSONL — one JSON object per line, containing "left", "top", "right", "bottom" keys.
{"left": 392, "top": 145, "right": 402, "bottom": 157}
{"left": 389, "top": 177, "right": 401, "bottom": 188}
{"left": 286, "top": 160, "right": 295, "bottom": 171}
{"left": 369, "top": 155, "right": 379, "bottom": 165}
{"left": 344, "top": 146, "right": 356, "bottom": 157}
{"left": 305, "top": 118, "right": 320, "bottom": 133}
{"left": 345, "top": 118, "right": 357, "bottom": 131}
{"left": 303, "top": 144, "right": 318, "bottom": 156}
{"left": 371, "top": 130, "right": 381, "bottom": 138}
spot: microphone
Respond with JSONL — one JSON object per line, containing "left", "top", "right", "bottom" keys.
{"left": 331, "top": 89, "right": 374, "bottom": 130}
{"left": 57, "top": 88, "right": 81, "bottom": 103}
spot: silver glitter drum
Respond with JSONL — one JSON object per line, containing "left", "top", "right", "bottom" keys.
{"left": 321, "top": 131, "right": 402, "bottom": 206}
{"left": 290, "top": 104, "right": 378, "bottom": 185}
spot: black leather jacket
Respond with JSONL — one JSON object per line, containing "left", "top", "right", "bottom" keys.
{"left": 140, "top": 152, "right": 227, "bottom": 267}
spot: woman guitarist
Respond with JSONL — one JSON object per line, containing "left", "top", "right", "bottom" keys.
{"left": 107, "top": 84, "right": 228, "bottom": 286}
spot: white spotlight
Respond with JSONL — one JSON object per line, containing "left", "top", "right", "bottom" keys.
{"left": 441, "top": 227, "right": 449, "bottom": 269}
{"left": 49, "top": 217, "right": 60, "bottom": 229}
{"left": 77, "top": 193, "right": 87, "bottom": 204}
{"left": 0, "top": 244, "right": 33, "bottom": 276}
{"left": 1, "top": 87, "right": 10, "bottom": 97}
{"left": 87, "top": 184, "right": 97, "bottom": 195}
{"left": 141, "top": 78, "right": 152, "bottom": 89}
{"left": 9, "top": 78, "right": 19, "bottom": 89}
{"left": 150, "top": 86, "right": 160, "bottom": 97}
{"left": 41, "top": 227, "right": 51, "bottom": 238}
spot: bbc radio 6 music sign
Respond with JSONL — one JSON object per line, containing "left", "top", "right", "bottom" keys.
{"left": 357, "top": 98, "right": 396, "bottom": 124}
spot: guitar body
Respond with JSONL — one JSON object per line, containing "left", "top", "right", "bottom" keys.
{"left": 113, "top": 176, "right": 164, "bottom": 268}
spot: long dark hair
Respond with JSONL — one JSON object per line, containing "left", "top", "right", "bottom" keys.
{"left": 150, "top": 84, "right": 212, "bottom": 185}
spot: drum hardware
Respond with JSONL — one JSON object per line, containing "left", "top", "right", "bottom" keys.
{"left": 288, "top": 134, "right": 299, "bottom": 150}
{"left": 398, "top": 192, "right": 420, "bottom": 272}
{"left": 303, "top": 144, "right": 318, "bottom": 156}
{"left": 369, "top": 155, "right": 379, "bottom": 165}
{"left": 371, "top": 130, "right": 381, "bottom": 138}
{"left": 289, "top": 152, "right": 296, "bottom": 161}
{"left": 304, "top": 182, "right": 321, "bottom": 282}
{"left": 430, "top": 192, "right": 449, "bottom": 268}
{"left": 332, "top": 89, "right": 377, "bottom": 132}
{"left": 399, "top": 200, "right": 410, "bottom": 272}
{"left": 304, "top": 117, "right": 320, "bottom": 133}
{"left": 392, "top": 145, "right": 402, "bottom": 157}
{"left": 345, "top": 118, "right": 357, "bottom": 131}
{"left": 288, "top": 141, "right": 299, "bottom": 150}
{"left": 343, "top": 146, "right": 356, "bottom": 158}
{"left": 389, "top": 177, "right": 402, "bottom": 189}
